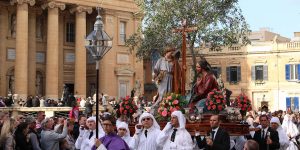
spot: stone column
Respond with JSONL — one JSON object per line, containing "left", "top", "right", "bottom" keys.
{"left": 12, "top": 0, "right": 35, "bottom": 100}
{"left": 28, "top": 9, "right": 40, "bottom": 96}
{"left": 42, "top": 2, "right": 65, "bottom": 99}
{"left": 70, "top": 6, "right": 92, "bottom": 99}
{"left": 0, "top": 7, "right": 8, "bottom": 96}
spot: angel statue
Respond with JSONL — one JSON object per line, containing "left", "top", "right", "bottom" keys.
{"left": 151, "top": 47, "right": 181, "bottom": 111}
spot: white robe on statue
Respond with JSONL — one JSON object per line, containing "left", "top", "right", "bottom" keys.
{"left": 282, "top": 114, "right": 299, "bottom": 150}
{"left": 117, "top": 122, "right": 135, "bottom": 150}
{"left": 156, "top": 111, "right": 194, "bottom": 150}
{"left": 134, "top": 112, "right": 162, "bottom": 150}
{"left": 270, "top": 117, "right": 289, "bottom": 150}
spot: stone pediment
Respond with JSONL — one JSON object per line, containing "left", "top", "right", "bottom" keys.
{"left": 114, "top": 67, "right": 135, "bottom": 76}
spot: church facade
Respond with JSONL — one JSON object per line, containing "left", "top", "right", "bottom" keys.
{"left": 0, "top": 0, "right": 143, "bottom": 100}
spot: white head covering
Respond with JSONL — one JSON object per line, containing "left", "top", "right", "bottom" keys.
{"left": 138, "top": 112, "right": 160, "bottom": 129}
{"left": 117, "top": 122, "right": 130, "bottom": 137}
{"left": 246, "top": 117, "right": 254, "bottom": 126}
{"left": 171, "top": 111, "right": 186, "bottom": 129}
{"left": 270, "top": 117, "right": 281, "bottom": 126}
{"left": 87, "top": 116, "right": 96, "bottom": 122}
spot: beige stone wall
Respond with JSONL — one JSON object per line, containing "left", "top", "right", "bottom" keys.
{"left": 0, "top": 0, "right": 143, "bottom": 100}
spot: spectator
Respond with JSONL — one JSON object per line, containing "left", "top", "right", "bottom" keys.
{"left": 243, "top": 140, "right": 259, "bottom": 150}
{"left": 26, "top": 116, "right": 42, "bottom": 150}
{"left": 15, "top": 122, "right": 31, "bottom": 150}
{"left": 0, "top": 118, "right": 18, "bottom": 150}
{"left": 40, "top": 117, "right": 68, "bottom": 150}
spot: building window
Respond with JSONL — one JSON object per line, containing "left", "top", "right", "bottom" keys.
{"left": 226, "top": 66, "right": 241, "bottom": 83}
{"left": 286, "top": 97, "right": 299, "bottom": 111}
{"left": 251, "top": 65, "right": 268, "bottom": 81}
{"left": 119, "top": 81, "right": 128, "bottom": 98}
{"left": 66, "top": 22, "right": 75, "bottom": 43}
{"left": 211, "top": 67, "right": 221, "bottom": 78}
{"left": 119, "top": 21, "right": 126, "bottom": 45}
{"left": 285, "top": 64, "right": 300, "bottom": 81}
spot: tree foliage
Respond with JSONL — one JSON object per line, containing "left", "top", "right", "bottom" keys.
{"left": 126, "top": 0, "right": 251, "bottom": 60}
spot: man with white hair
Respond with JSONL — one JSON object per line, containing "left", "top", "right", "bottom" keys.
{"left": 270, "top": 117, "right": 289, "bottom": 150}
{"left": 117, "top": 122, "right": 135, "bottom": 150}
{"left": 156, "top": 110, "right": 193, "bottom": 150}
{"left": 75, "top": 116, "right": 104, "bottom": 150}
{"left": 134, "top": 112, "right": 161, "bottom": 150}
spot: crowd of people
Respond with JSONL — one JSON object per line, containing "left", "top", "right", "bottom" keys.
{"left": 1, "top": 107, "right": 300, "bottom": 150}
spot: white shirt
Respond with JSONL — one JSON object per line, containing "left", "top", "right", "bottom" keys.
{"left": 122, "top": 135, "right": 135, "bottom": 150}
{"left": 212, "top": 127, "right": 219, "bottom": 140}
{"left": 134, "top": 126, "right": 162, "bottom": 150}
{"left": 75, "top": 129, "right": 104, "bottom": 150}
{"left": 157, "top": 127, "right": 194, "bottom": 150}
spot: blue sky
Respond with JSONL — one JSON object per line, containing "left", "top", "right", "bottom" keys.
{"left": 238, "top": 0, "right": 300, "bottom": 38}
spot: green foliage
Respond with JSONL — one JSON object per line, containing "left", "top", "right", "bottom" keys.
{"left": 126, "top": 0, "right": 251, "bottom": 59}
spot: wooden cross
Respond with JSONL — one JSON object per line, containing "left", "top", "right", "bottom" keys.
{"left": 173, "top": 20, "right": 197, "bottom": 96}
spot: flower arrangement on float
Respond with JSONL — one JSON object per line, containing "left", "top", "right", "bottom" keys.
{"left": 235, "top": 93, "right": 252, "bottom": 116}
{"left": 117, "top": 96, "right": 138, "bottom": 118}
{"left": 157, "top": 93, "right": 187, "bottom": 120}
{"left": 206, "top": 89, "right": 226, "bottom": 114}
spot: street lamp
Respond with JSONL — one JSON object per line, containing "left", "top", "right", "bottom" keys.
{"left": 85, "top": 7, "right": 112, "bottom": 138}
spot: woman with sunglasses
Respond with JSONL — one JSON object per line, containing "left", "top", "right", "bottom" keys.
{"left": 134, "top": 112, "right": 162, "bottom": 150}
{"left": 92, "top": 114, "right": 130, "bottom": 150}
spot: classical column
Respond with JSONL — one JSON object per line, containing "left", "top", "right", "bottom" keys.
{"left": 71, "top": 6, "right": 92, "bottom": 98}
{"left": 42, "top": 2, "right": 65, "bottom": 99}
{"left": 0, "top": 7, "right": 8, "bottom": 96}
{"left": 12, "top": 0, "right": 35, "bottom": 100}
{"left": 28, "top": 9, "right": 39, "bottom": 96}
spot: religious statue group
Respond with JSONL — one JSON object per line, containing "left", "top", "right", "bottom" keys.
{"left": 152, "top": 46, "right": 221, "bottom": 112}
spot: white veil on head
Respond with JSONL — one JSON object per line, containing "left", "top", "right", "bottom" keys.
{"left": 171, "top": 111, "right": 186, "bottom": 129}
{"left": 138, "top": 112, "right": 160, "bottom": 129}
{"left": 117, "top": 121, "right": 130, "bottom": 137}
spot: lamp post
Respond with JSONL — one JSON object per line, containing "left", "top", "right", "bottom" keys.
{"left": 85, "top": 7, "right": 112, "bottom": 138}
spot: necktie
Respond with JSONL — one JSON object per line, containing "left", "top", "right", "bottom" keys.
{"left": 211, "top": 131, "right": 216, "bottom": 141}
{"left": 145, "top": 130, "right": 148, "bottom": 138}
{"left": 89, "top": 131, "right": 94, "bottom": 139}
{"left": 262, "top": 130, "right": 265, "bottom": 139}
{"left": 171, "top": 129, "right": 177, "bottom": 142}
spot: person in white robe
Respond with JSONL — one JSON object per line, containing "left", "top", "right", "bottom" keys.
{"left": 117, "top": 122, "right": 135, "bottom": 150}
{"left": 270, "top": 117, "right": 289, "bottom": 150}
{"left": 282, "top": 114, "right": 300, "bottom": 150}
{"left": 134, "top": 112, "right": 162, "bottom": 150}
{"left": 75, "top": 116, "right": 105, "bottom": 150}
{"left": 156, "top": 111, "right": 194, "bottom": 150}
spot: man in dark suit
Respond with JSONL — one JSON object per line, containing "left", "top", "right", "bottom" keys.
{"left": 253, "top": 114, "right": 280, "bottom": 150}
{"left": 195, "top": 115, "right": 230, "bottom": 150}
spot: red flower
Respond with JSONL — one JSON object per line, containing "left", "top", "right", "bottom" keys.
{"left": 162, "top": 110, "right": 167, "bottom": 117}
{"left": 208, "top": 105, "right": 211, "bottom": 110}
{"left": 243, "top": 104, "right": 247, "bottom": 108}
{"left": 130, "top": 109, "right": 133, "bottom": 113}
{"left": 212, "top": 105, "right": 216, "bottom": 110}
{"left": 209, "top": 101, "right": 213, "bottom": 105}
{"left": 216, "top": 99, "right": 221, "bottom": 103}
{"left": 218, "top": 105, "right": 223, "bottom": 111}
{"left": 248, "top": 107, "right": 252, "bottom": 111}
{"left": 125, "top": 101, "right": 128, "bottom": 104}
{"left": 172, "top": 100, "right": 179, "bottom": 105}
{"left": 126, "top": 105, "right": 130, "bottom": 109}
{"left": 124, "top": 110, "right": 127, "bottom": 114}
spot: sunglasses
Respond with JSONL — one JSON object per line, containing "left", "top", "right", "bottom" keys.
{"left": 142, "top": 118, "right": 151, "bottom": 121}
